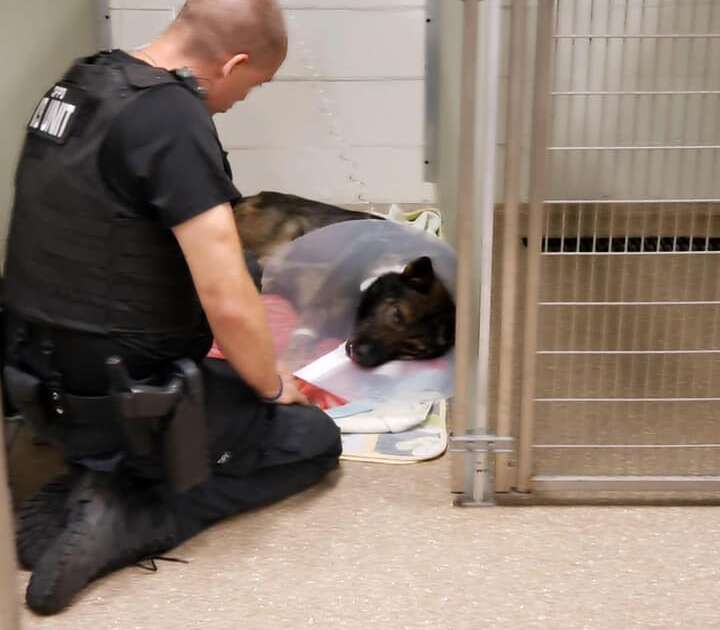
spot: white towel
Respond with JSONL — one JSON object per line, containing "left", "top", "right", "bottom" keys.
{"left": 330, "top": 400, "right": 433, "bottom": 434}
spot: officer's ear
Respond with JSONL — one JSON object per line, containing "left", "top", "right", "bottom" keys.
{"left": 221, "top": 53, "right": 249, "bottom": 78}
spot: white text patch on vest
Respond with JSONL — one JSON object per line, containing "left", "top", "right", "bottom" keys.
{"left": 28, "top": 84, "right": 80, "bottom": 142}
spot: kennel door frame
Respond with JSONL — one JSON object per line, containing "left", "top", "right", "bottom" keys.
{"left": 0, "top": 388, "right": 20, "bottom": 630}
{"left": 506, "top": 0, "right": 720, "bottom": 503}
{"left": 448, "top": 0, "right": 507, "bottom": 506}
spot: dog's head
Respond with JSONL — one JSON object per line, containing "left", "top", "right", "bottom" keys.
{"left": 346, "top": 256, "right": 456, "bottom": 368}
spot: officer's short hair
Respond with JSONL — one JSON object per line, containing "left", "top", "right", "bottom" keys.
{"left": 174, "top": 0, "right": 287, "bottom": 67}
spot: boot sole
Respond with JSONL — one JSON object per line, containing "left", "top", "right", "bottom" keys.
{"left": 25, "top": 478, "right": 118, "bottom": 615}
{"left": 16, "top": 475, "right": 77, "bottom": 571}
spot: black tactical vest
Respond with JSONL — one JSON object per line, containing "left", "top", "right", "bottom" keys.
{"left": 4, "top": 52, "right": 216, "bottom": 339}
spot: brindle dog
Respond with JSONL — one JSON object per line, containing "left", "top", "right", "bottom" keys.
{"left": 233, "top": 191, "right": 456, "bottom": 368}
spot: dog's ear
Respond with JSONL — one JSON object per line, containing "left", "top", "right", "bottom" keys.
{"left": 402, "top": 256, "right": 435, "bottom": 294}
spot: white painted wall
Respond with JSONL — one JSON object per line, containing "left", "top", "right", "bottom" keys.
{"left": 108, "top": 0, "right": 434, "bottom": 204}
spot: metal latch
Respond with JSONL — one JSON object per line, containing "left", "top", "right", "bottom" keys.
{"left": 450, "top": 433, "right": 514, "bottom": 507}
{"left": 449, "top": 433, "right": 514, "bottom": 453}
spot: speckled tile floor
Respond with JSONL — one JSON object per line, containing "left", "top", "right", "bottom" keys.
{"left": 9, "top": 452, "right": 720, "bottom": 630}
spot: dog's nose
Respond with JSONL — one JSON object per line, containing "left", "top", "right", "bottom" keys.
{"left": 347, "top": 340, "right": 371, "bottom": 361}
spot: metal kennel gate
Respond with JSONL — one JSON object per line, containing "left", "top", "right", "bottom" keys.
{"left": 444, "top": 0, "right": 720, "bottom": 504}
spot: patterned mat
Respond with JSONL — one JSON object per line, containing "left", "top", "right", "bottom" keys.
{"left": 338, "top": 400, "right": 447, "bottom": 464}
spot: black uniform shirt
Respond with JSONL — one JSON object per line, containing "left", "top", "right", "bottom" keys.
{"left": 99, "top": 50, "right": 242, "bottom": 227}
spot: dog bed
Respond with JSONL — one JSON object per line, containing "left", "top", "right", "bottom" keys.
{"left": 338, "top": 400, "right": 447, "bottom": 464}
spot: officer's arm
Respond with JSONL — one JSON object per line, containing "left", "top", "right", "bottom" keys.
{"left": 172, "top": 202, "right": 281, "bottom": 399}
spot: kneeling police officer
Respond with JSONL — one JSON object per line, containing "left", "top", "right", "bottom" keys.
{"left": 3, "top": 0, "right": 341, "bottom": 614}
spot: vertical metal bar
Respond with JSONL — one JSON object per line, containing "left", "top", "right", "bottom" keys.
{"left": 0, "top": 397, "right": 20, "bottom": 630}
{"left": 671, "top": 1, "right": 703, "bottom": 474}
{"left": 517, "top": 0, "right": 556, "bottom": 493}
{"left": 547, "top": 199, "right": 566, "bottom": 442}
{"left": 473, "top": 0, "right": 504, "bottom": 503}
{"left": 424, "top": 0, "right": 441, "bottom": 182}
{"left": 550, "top": 203, "right": 568, "bottom": 391}
{"left": 572, "top": 0, "right": 597, "bottom": 411}
{"left": 675, "top": 209, "right": 697, "bottom": 404}
{"left": 601, "top": 0, "right": 630, "bottom": 441}
{"left": 659, "top": 3, "right": 683, "bottom": 200}
{"left": 657, "top": 210, "right": 683, "bottom": 409}
{"left": 708, "top": 206, "right": 720, "bottom": 413}
{"left": 576, "top": 0, "right": 598, "bottom": 202}
{"left": 710, "top": 4, "right": 720, "bottom": 206}
{"left": 551, "top": 3, "right": 575, "bottom": 467}
{"left": 627, "top": 0, "right": 647, "bottom": 202}
{"left": 700, "top": 5, "right": 719, "bottom": 434}
{"left": 582, "top": 0, "right": 611, "bottom": 444}
{"left": 623, "top": 0, "right": 649, "bottom": 419}
{"left": 450, "top": 0, "right": 481, "bottom": 496}
{"left": 564, "top": 1, "right": 586, "bottom": 418}
{"left": 558, "top": 0, "right": 578, "bottom": 202}
{"left": 673, "top": 1, "right": 701, "bottom": 199}
{"left": 544, "top": 205, "right": 551, "bottom": 254}
{"left": 642, "top": 2, "right": 681, "bottom": 440}
{"left": 634, "top": 2, "right": 666, "bottom": 431}
{"left": 567, "top": 203, "right": 583, "bottom": 398}
{"left": 627, "top": 208, "right": 650, "bottom": 387}
{"left": 606, "top": 207, "right": 640, "bottom": 414}
{"left": 686, "top": 2, "right": 714, "bottom": 200}
{"left": 580, "top": 203, "right": 600, "bottom": 399}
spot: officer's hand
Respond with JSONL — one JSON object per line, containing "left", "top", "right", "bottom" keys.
{"left": 276, "top": 368, "right": 310, "bottom": 406}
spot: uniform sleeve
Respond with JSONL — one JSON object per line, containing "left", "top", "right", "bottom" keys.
{"left": 99, "top": 85, "right": 242, "bottom": 228}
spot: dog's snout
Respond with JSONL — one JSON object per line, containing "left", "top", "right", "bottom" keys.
{"left": 350, "top": 342, "right": 372, "bottom": 360}
{"left": 346, "top": 339, "right": 383, "bottom": 367}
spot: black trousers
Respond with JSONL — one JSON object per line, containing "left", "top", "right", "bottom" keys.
{"left": 171, "top": 358, "right": 341, "bottom": 544}
{"left": 4, "top": 319, "right": 342, "bottom": 547}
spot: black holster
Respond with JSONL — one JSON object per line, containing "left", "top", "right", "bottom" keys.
{"left": 3, "top": 356, "right": 210, "bottom": 493}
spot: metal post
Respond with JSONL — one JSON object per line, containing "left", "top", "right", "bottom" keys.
{"left": 517, "top": 0, "right": 556, "bottom": 492}
{"left": 495, "top": 0, "right": 529, "bottom": 493}
{"left": 0, "top": 398, "right": 20, "bottom": 630}
{"left": 472, "top": 0, "right": 503, "bottom": 504}
{"left": 424, "top": 0, "right": 441, "bottom": 183}
{"left": 450, "top": 0, "right": 481, "bottom": 496}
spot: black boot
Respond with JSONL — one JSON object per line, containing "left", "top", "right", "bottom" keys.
{"left": 25, "top": 473, "right": 179, "bottom": 616}
{"left": 15, "top": 468, "right": 88, "bottom": 570}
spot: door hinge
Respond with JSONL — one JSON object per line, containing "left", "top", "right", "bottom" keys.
{"left": 450, "top": 433, "right": 514, "bottom": 507}
{"left": 449, "top": 433, "right": 514, "bottom": 453}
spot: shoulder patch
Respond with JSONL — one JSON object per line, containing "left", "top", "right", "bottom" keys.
{"left": 27, "top": 83, "right": 86, "bottom": 144}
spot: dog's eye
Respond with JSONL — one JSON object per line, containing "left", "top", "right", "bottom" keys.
{"left": 388, "top": 305, "right": 404, "bottom": 325}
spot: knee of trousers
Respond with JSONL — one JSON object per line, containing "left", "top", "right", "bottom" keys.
{"left": 272, "top": 405, "right": 342, "bottom": 461}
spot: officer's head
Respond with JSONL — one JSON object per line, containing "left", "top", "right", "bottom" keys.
{"left": 168, "top": 0, "right": 287, "bottom": 113}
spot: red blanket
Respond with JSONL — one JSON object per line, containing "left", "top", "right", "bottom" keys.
{"left": 207, "top": 294, "right": 347, "bottom": 410}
